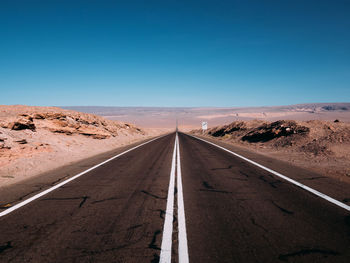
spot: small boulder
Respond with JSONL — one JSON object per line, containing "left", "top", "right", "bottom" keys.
{"left": 10, "top": 119, "right": 36, "bottom": 131}
{"left": 242, "top": 120, "right": 309, "bottom": 143}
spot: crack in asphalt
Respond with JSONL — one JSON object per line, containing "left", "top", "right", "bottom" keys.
{"left": 203, "top": 181, "right": 214, "bottom": 189}
{"left": 0, "top": 241, "right": 12, "bottom": 254}
{"left": 156, "top": 209, "right": 165, "bottom": 219}
{"left": 278, "top": 248, "right": 340, "bottom": 261}
{"left": 201, "top": 181, "right": 231, "bottom": 193}
{"left": 259, "top": 175, "right": 282, "bottom": 188}
{"left": 141, "top": 190, "right": 166, "bottom": 200}
{"left": 211, "top": 165, "right": 233, "bottom": 171}
{"left": 18, "top": 187, "right": 43, "bottom": 201}
{"left": 91, "top": 197, "right": 120, "bottom": 204}
{"left": 239, "top": 171, "right": 250, "bottom": 178}
{"left": 79, "top": 196, "right": 89, "bottom": 208}
{"left": 148, "top": 230, "right": 161, "bottom": 250}
{"left": 199, "top": 189, "right": 232, "bottom": 194}
{"left": 4, "top": 175, "right": 72, "bottom": 208}
{"left": 127, "top": 224, "right": 143, "bottom": 230}
{"left": 250, "top": 218, "right": 268, "bottom": 233}
{"left": 49, "top": 174, "right": 71, "bottom": 186}
{"left": 150, "top": 253, "right": 160, "bottom": 263}
{"left": 299, "top": 176, "right": 325, "bottom": 181}
{"left": 0, "top": 186, "right": 44, "bottom": 209}
{"left": 41, "top": 196, "right": 90, "bottom": 208}
{"left": 343, "top": 198, "right": 350, "bottom": 203}
{"left": 271, "top": 201, "right": 294, "bottom": 215}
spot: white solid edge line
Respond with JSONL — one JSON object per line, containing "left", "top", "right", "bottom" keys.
{"left": 0, "top": 134, "right": 168, "bottom": 218}
{"left": 159, "top": 135, "right": 177, "bottom": 263}
{"left": 176, "top": 133, "right": 189, "bottom": 263}
{"left": 189, "top": 134, "right": 350, "bottom": 212}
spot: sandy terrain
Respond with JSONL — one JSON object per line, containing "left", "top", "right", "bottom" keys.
{"left": 1, "top": 103, "right": 349, "bottom": 188}
{"left": 0, "top": 105, "right": 166, "bottom": 188}
{"left": 63, "top": 103, "right": 350, "bottom": 131}
{"left": 190, "top": 119, "right": 350, "bottom": 183}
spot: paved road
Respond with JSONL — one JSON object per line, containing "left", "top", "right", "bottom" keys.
{"left": 0, "top": 132, "right": 349, "bottom": 262}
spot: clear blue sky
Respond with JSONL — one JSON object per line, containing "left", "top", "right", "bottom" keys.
{"left": 1, "top": 0, "right": 349, "bottom": 107}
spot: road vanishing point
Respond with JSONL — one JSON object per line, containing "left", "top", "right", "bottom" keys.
{"left": 0, "top": 132, "right": 350, "bottom": 262}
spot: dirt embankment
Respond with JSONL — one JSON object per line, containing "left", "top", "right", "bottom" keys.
{"left": 0, "top": 105, "right": 163, "bottom": 187}
{"left": 191, "top": 119, "right": 350, "bottom": 182}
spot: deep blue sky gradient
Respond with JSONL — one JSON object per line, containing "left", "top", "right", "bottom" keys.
{"left": 1, "top": 0, "right": 350, "bottom": 107}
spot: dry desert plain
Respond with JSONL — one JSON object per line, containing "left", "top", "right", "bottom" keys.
{"left": 1, "top": 103, "right": 350, "bottom": 190}
{"left": 66, "top": 103, "right": 350, "bottom": 184}
{"left": 0, "top": 105, "right": 167, "bottom": 188}
{"left": 63, "top": 103, "right": 350, "bottom": 130}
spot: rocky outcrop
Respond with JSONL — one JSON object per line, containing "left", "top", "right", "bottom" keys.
{"left": 241, "top": 120, "right": 309, "bottom": 143}
{"left": 203, "top": 120, "right": 310, "bottom": 143}
{"left": 0, "top": 105, "right": 158, "bottom": 188}
{"left": 192, "top": 119, "right": 350, "bottom": 158}
{"left": 10, "top": 119, "right": 36, "bottom": 131}
{"left": 1, "top": 107, "right": 143, "bottom": 139}
{"left": 208, "top": 121, "right": 247, "bottom": 137}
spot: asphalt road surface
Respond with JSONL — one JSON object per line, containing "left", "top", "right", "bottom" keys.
{"left": 0, "top": 132, "right": 350, "bottom": 263}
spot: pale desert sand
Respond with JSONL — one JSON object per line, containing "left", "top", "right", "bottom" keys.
{"left": 1, "top": 104, "right": 349, "bottom": 188}
{"left": 0, "top": 105, "right": 168, "bottom": 188}
{"left": 64, "top": 103, "right": 350, "bottom": 131}
{"left": 191, "top": 119, "right": 350, "bottom": 183}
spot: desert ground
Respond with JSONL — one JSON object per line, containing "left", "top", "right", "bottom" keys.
{"left": 191, "top": 118, "right": 350, "bottom": 183}
{"left": 64, "top": 103, "right": 350, "bottom": 131}
{"left": 0, "top": 105, "right": 166, "bottom": 188}
{"left": 63, "top": 103, "right": 350, "bottom": 183}
{"left": 1, "top": 103, "right": 349, "bottom": 188}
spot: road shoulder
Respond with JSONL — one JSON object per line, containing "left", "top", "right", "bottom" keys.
{"left": 186, "top": 133, "right": 350, "bottom": 206}
{"left": 0, "top": 134, "right": 168, "bottom": 208}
